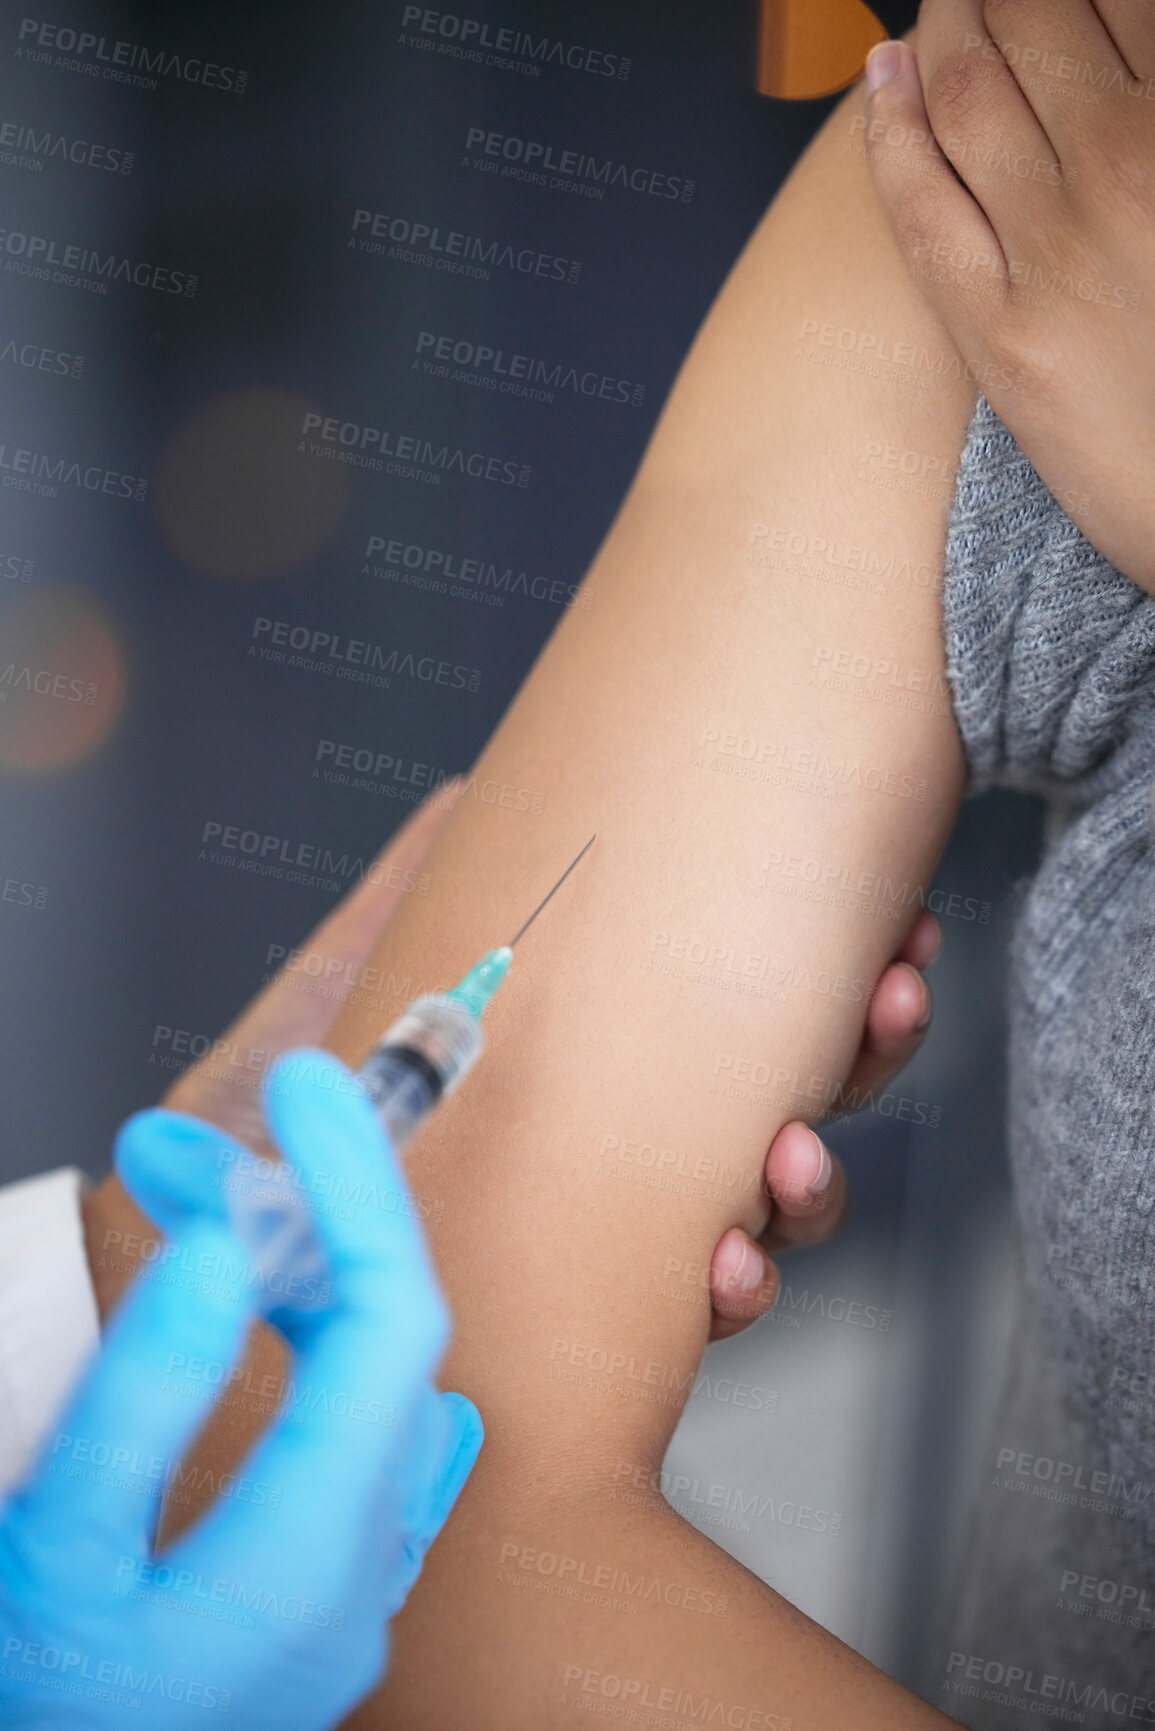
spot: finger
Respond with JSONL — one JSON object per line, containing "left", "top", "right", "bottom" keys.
{"left": 842, "top": 960, "right": 931, "bottom": 1098}
{"left": 897, "top": 908, "right": 942, "bottom": 969}
{"left": 122, "top": 1108, "right": 334, "bottom": 1325}
{"left": 115, "top": 1108, "right": 238, "bottom": 1237}
{"left": 915, "top": 0, "right": 1061, "bottom": 225}
{"left": 1092, "top": 3, "right": 1155, "bottom": 78}
{"left": 171, "top": 1051, "right": 450, "bottom": 1585}
{"left": 868, "top": 960, "right": 932, "bottom": 1048}
{"left": 978, "top": 0, "right": 1133, "bottom": 153}
{"left": 6, "top": 1207, "right": 254, "bottom": 1573}
{"left": 708, "top": 1228, "right": 780, "bottom": 1342}
{"left": 763, "top": 1124, "right": 849, "bottom": 1246}
{"left": 382, "top": 1389, "right": 484, "bottom": 1615}
{"left": 164, "top": 782, "right": 462, "bottom": 1145}
{"left": 863, "top": 38, "right": 1012, "bottom": 359}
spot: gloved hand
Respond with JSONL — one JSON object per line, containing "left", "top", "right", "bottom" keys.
{"left": 0, "top": 1049, "right": 482, "bottom": 1729}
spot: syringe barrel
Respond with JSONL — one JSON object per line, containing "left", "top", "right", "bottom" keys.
{"left": 222, "top": 1152, "right": 332, "bottom": 1316}
{"left": 219, "top": 999, "right": 483, "bottom": 1316}
{"left": 357, "top": 993, "right": 483, "bottom": 1154}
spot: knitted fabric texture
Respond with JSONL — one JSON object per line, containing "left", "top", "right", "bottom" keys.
{"left": 936, "top": 394, "right": 1155, "bottom": 1721}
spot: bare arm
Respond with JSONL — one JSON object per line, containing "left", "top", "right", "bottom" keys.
{"left": 82, "top": 55, "right": 975, "bottom": 1731}
{"left": 321, "top": 67, "right": 975, "bottom": 1731}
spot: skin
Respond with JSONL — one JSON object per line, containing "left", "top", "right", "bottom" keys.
{"left": 862, "top": 4, "right": 1155, "bottom": 591}
{"left": 81, "top": 797, "right": 938, "bottom": 1330}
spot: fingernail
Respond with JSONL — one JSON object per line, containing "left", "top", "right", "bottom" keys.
{"left": 865, "top": 41, "right": 903, "bottom": 93}
{"left": 915, "top": 982, "right": 932, "bottom": 1031}
{"left": 805, "top": 1131, "right": 833, "bottom": 1198}
{"left": 734, "top": 1241, "right": 765, "bottom": 1295}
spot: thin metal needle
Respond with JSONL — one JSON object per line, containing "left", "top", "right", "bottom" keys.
{"left": 507, "top": 834, "right": 596, "bottom": 948}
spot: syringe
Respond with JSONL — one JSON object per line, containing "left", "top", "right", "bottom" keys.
{"left": 358, "top": 831, "right": 595, "bottom": 1153}
{"left": 224, "top": 835, "right": 596, "bottom": 1310}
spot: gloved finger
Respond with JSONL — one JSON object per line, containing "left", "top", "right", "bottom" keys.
{"left": 258, "top": 1051, "right": 447, "bottom": 1362}
{"left": 708, "top": 1229, "right": 779, "bottom": 1343}
{"left": 115, "top": 1108, "right": 241, "bottom": 1238}
{"left": 841, "top": 961, "right": 931, "bottom": 1099}
{"left": 370, "top": 1377, "right": 450, "bottom": 1600}
{"left": 162, "top": 785, "right": 461, "bottom": 1144}
{"left": 382, "top": 1389, "right": 484, "bottom": 1616}
{"left": 330, "top": 1383, "right": 448, "bottom": 1632}
{"left": 409, "top": 1391, "right": 482, "bottom": 1555}
{"left": 170, "top": 1051, "right": 450, "bottom": 1592}
{"left": 7, "top": 1202, "right": 254, "bottom": 1575}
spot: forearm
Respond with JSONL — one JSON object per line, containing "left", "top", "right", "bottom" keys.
{"left": 326, "top": 75, "right": 973, "bottom": 1729}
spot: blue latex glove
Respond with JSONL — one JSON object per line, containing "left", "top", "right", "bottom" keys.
{"left": 0, "top": 1049, "right": 482, "bottom": 1729}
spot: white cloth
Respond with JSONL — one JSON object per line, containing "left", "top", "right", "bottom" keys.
{"left": 0, "top": 1167, "right": 100, "bottom": 1498}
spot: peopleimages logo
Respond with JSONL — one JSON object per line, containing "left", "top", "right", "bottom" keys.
{"left": 0, "top": 337, "right": 84, "bottom": 378}
{"left": 497, "top": 1541, "right": 728, "bottom": 1616}
{"left": 463, "top": 126, "right": 694, "bottom": 202}
{"left": 1, "top": 1636, "right": 231, "bottom": 1712}
{"left": 559, "top": 1666, "right": 788, "bottom": 1730}
{"left": 298, "top": 412, "right": 530, "bottom": 488}
{"left": 198, "top": 821, "right": 431, "bottom": 898}
{"left": 0, "top": 225, "right": 197, "bottom": 296}
{"left": 401, "top": 7, "right": 631, "bottom": 79}
{"left": 944, "top": 1652, "right": 1155, "bottom": 1724}
{"left": 0, "top": 117, "right": 134, "bottom": 173}
{"left": 15, "top": 19, "right": 248, "bottom": 93}
{"left": 0, "top": 664, "right": 96, "bottom": 703}
{"left": 350, "top": 208, "right": 581, "bottom": 284}
{"left": 0, "top": 439, "right": 148, "bottom": 501}
{"left": 248, "top": 616, "right": 481, "bottom": 693}
{"left": 414, "top": 330, "right": 644, "bottom": 408}
{"left": 364, "top": 533, "right": 586, "bottom": 612}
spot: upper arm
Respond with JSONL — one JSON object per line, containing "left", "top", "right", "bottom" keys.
{"left": 326, "top": 76, "right": 977, "bottom": 1436}
{"left": 325, "top": 74, "right": 974, "bottom": 1731}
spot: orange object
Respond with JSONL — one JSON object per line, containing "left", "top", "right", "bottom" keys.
{"left": 758, "top": 0, "right": 887, "bottom": 100}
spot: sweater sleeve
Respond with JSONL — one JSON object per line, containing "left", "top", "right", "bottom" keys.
{"left": 942, "top": 394, "right": 1155, "bottom": 804}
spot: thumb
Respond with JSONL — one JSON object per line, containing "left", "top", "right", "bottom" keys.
{"left": 384, "top": 1390, "right": 484, "bottom": 1613}
{"left": 862, "top": 39, "right": 1005, "bottom": 360}
{"left": 115, "top": 1107, "right": 241, "bottom": 1236}
{"left": 410, "top": 1391, "right": 484, "bottom": 1555}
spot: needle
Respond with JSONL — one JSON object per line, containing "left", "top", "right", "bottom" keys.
{"left": 507, "top": 834, "right": 596, "bottom": 949}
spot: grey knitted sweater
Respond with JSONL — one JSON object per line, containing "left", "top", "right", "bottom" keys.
{"left": 934, "top": 396, "right": 1155, "bottom": 1728}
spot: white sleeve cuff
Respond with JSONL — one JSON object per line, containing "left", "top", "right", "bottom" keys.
{"left": 0, "top": 1167, "right": 100, "bottom": 1498}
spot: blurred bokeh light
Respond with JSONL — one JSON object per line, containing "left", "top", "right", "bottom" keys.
{"left": 152, "top": 387, "right": 350, "bottom": 581}
{"left": 0, "top": 584, "right": 127, "bottom": 773}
